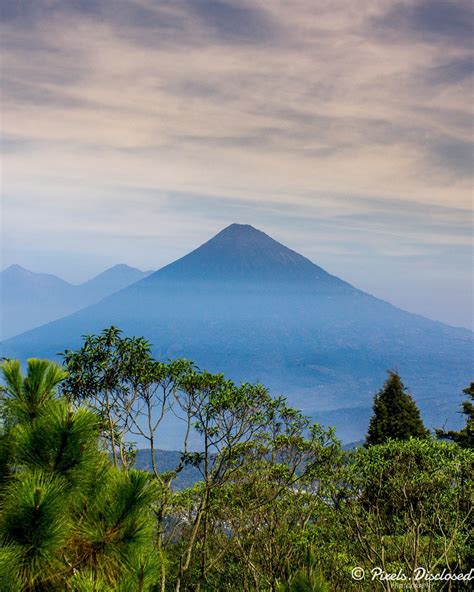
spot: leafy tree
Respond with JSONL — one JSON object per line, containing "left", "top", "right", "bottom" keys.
{"left": 170, "top": 372, "right": 288, "bottom": 591}
{"left": 437, "top": 382, "right": 474, "bottom": 449}
{"left": 366, "top": 371, "right": 429, "bottom": 446}
{"left": 167, "top": 401, "right": 340, "bottom": 591}
{"left": 323, "top": 438, "right": 473, "bottom": 591}
{"left": 61, "top": 326, "right": 157, "bottom": 467}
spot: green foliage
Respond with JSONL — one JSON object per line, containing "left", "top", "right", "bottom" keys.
{"left": 318, "top": 438, "right": 473, "bottom": 590}
{"left": 13, "top": 402, "right": 100, "bottom": 487}
{"left": 1, "top": 470, "right": 69, "bottom": 588}
{"left": 437, "top": 381, "right": 474, "bottom": 449}
{"left": 277, "top": 570, "right": 330, "bottom": 592}
{"left": 1, "top": 332, "right": 472, "bottom": 591}
{"left": 1, "top": 358, "right": 67, "bottom": 422}
{"left": 169, "top": 414, "right": 340, "bottom": 591}
{"left": 61, "top": 327, "right": 155, "bottom": 467}
{"left": 61, "top": 326, "right": 195, "bottom": 474}
{"left": 366, "top": 371, "right": 429, "bottom": 446}
{"left": 0, "top": 358, "right": 159, "bottom": 592}
{"left": 0, "top": 544, "right": 24, "bottom": 592}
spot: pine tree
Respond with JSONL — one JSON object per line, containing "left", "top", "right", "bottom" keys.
{"left": 0, "top": 359, "right": 160, "bottom": 591}
{"left": 365, "top": 371, "right": 429, "bottom": 446}
{"left": 436, "top": 382, "right": 474, "bottom": 449}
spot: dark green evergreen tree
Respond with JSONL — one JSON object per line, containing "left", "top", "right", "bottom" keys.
{"left": 436, "top": 382, "right": 474, "bottom": 449}
{"left": 0, "top": 359, "right": 159, "bottom": 592}
{"left": 365, "top": 371, "right": 429, "bottom": 446}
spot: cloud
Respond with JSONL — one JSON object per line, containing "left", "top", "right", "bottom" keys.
{"left": 1, "top": 1, "right": 471, "bottom": 196}
{"left": 0, "top": 134, "right": 37, "bottom": 154}
{"left": 428, "top": 138, "right": 473, "bottom": 178}
{"left": 426, "top": 56, "right": 474, "bottom": 86}
{"left": 372, "top": 0, "right": 474, "bottom": 43}
{"left": 186, "top": 0, "right": 278, "bottom": 44}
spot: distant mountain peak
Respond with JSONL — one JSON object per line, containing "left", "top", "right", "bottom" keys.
{"left": 3, "top": 264, "right": 31, "bottom": 275}
{"left": 201, "top": 223, "right": 310, "bottom": 264}
{"left": 105, "top": 263, "right": 140, "bottom": 273}
{"left": 208, "top": 223, "right": 284, "bottom": 248}
{"left": 216, "top": 222, "right": 262, "bottom": 236}
{"left": 1, "top": 264, "right": 69, "bottom": 284}
{"left": 77, "top": 264, "right": 152, "bottom": 302}
{"left": 147, "top": 223, "right": 342, "bottom": 285}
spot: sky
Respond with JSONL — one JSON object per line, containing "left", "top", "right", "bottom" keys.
{"left": 0, "top": 0, "right": 473, "bottom": 329}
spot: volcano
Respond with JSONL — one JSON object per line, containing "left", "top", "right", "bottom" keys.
{"left": 2, "top": 224, "right": 472, "bottom": 444}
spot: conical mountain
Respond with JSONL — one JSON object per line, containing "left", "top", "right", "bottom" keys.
{"left": 2, "top": 224, "right": 472, "bottom": 444}
{"left": 152, "top": 223, "right": 342, "bottom": 283}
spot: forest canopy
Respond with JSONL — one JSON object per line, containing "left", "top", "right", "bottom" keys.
{"left": 0, "top": 328, "right": 472, "bottom": 591}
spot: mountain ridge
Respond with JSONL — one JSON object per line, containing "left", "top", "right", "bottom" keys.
{"left": 0, "top": 263, "right": 153, "bottom": 340}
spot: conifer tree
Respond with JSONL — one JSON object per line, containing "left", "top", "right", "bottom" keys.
{"left": 365, "top": 371, "right": 429, "bottom": 446}
{"left": 0, "top": 359, "right": 159, "bottom": 591}
{"left": 436, "top": 382, "right": 474, "bottom": 449}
